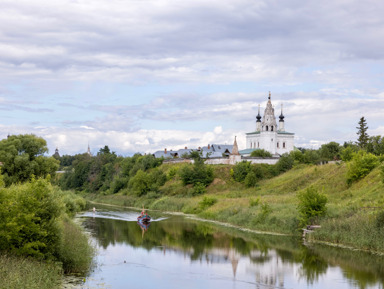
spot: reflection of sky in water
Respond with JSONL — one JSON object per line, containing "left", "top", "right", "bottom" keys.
{"left": 74, "top": 210, "right": 383, "bottom": 289}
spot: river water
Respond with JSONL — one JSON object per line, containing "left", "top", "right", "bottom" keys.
{"left": 66, "top": 207, "right": 384, "bottom": 289}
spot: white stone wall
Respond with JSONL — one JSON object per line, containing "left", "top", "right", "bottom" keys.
{"left": 275, "top": 134, "right": 294, "bottom": 155}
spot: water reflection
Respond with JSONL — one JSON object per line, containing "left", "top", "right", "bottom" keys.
{"left": 78, "top": 209, "right": 384, "bottom": 289}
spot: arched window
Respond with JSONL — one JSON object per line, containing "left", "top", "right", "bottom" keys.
{"left": 277, "top": 142, "right": 279, "bottom": 148}
{"left": 283, "top": 142, "right": 286, "bottom": 148}
{"left": 258, "top": 142, "right": 260, "bottom": 148}
{"left": 271, "top": 126, "right": 274, "bottom": 131}
{"left": 266, "top": 125, "right": 269, "bottom": 131}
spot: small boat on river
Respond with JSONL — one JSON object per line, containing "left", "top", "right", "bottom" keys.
{"left": 137, "top": 214, "right": 151, "bottom": 222}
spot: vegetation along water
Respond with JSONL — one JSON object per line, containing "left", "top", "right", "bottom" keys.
{"left": 1, "top": 119, "right": 384, "bottom": 287}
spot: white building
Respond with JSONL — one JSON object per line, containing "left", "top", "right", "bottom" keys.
{"left": 245, "top": 93, "right": 294, "bottom": 156}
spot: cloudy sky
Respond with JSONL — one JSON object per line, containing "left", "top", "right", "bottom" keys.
{"left": 1, "top": 0, "right": 384, "bottom": 156}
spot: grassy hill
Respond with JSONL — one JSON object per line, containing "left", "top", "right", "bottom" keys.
{"left": 90, "top": 162, "right": 384, "bottom": 253}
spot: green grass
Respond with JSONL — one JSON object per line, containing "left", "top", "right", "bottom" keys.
{"left": 87, "top": 162, "right": 384, "bottom": 252}
{"left": 0, "top": 254, "right": 62, "bottom": 289}
{"left": 56, "top": 218, "right": 95, "bottom": 274}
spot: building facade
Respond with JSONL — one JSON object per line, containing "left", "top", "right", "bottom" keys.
{"left": 245, "top": 93, "right": 294, "bottom": 156}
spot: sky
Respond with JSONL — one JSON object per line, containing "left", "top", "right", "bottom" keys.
{"left": 1, "top": 0, "right": 384, "bottom": 156}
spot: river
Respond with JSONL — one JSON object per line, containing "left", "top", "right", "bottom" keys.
{"left": 64, "top": 206, "right": 384, "bottom": 289}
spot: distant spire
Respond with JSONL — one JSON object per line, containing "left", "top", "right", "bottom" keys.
{"left": 231, "top": 136, "right": 240, "bottom": 155}
{"left": 87, "top": 143, "right": 92, "bottom": 156}
{"left": 268, "top": 91, "right": 271, "bottom": 100}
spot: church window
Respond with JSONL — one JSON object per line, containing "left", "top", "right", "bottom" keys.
{"left": 271, "top": 126, "right": 274, "bottom": 131}
{"left": 258, "top": 142, "right": 259, "bottom": 148}
{"left": 277, "top": 142, "right": 279, "bottom": 148}
{"left": 283, "top": 142, "right": 286, "bottom": 148}
{"left": 266, "top": 126, "right": 269, "bottom": 131}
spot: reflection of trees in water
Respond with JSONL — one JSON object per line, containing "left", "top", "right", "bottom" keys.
{"left": 297, "top": 247, "right": 328, "bottom": 284}
{"left": 82, "top": 214, "right": 384, "bottom": 288}
{"left": 310, "top": 244, "right": 384, "bottom": 289}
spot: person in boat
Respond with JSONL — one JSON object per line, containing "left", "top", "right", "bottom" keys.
{"left": 141, "top": 207, "right": 146, "bottom": 216}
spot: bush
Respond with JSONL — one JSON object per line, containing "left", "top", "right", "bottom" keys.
{"left": 244, "top": 171, "right": 258, "bottom": 187}
{"left": 275, "top": 153, "right": 294, "bottom": 173}
{"left": 192, "top": 182, "right": 207, "bottom": 196}
{"left": 297, "top": 187, "right": 327, "bottom": 226}
{"left": 346, "top": 151, "right": 379, "bottom": 185}
{"left": 232, "top": 161, "right": 251, "bottom": 182}
{"left": 199, "top": 196, "right": 217, "bottom": 210}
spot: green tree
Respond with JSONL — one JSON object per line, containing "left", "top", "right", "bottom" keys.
{"left": 0, "top": 134, "right": 59, "bottom": 186}
{"left": 366, "top": 135, "right": 384, "bottom": 156}
{"left": 356, "top": 116, "right": 369, "bottom": 149}
{"left": 179, "top": 151, "right": 214, "bottom": 187}
{"left": 319, "top": 142, "right": 341, "bottom": 161}
{"left": 297, "top": 187, "right": 327, "bottom": 226}
{"left": 250, "top": 149, "right": 272, "bottom": 158}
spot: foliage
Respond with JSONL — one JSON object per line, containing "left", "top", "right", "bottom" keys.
{"left": 128, "top": 168, "right": 166, "bottom": 196}
{"left": 319, "top": 142, "right": 341, "bottom": 161}
{"left": 340, "top": 146, "right": 358, "bottom": 162}
{"left": 232, "top": 161, "right": 251, "bottom": 182}
{"left": 0, "top": 177, "right": 93, "bottom": 274}
{"left": 297, "top": 187, "right": 327, "bottom": 226}
{"left": 192, "top": 182, "right": 206, "bottom": 195}
{"left": 250, "top": 149, "right": 272, "bottom": 158}
{"left": 346, "top": 151, "right": 379, "bottom": 185}
{"left": 199, "top": 196, "right": 217, "bottom": 210}
{"left": 244, "top": 171, "right": 258, "bottom": 187}
{"left": 275, "top": 153, "right": 294, "bottom": 173}
{"left": 376, "top": 211, "right": 384, "bottom": 230}
{"left": 56, "top": 218, "right": 94, "bottom": 274}
{"left": 0, "top": 134, "right": 59, "bottom": 186}
{"left": 0, "top": 178, "right": 63, "bottom": 258}
{"left": 356, "top": 116, "right": 369, "bottom": 149}
{"left": 179, "top": 152, "right": 214, "bottom": 187}
{"left": 366, "top": 135, "right": 384, "bottom": 156}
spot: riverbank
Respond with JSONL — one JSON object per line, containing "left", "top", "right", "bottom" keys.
{"left": 0, "top": 178, "right": 94, "bottom": 289}
{"left": 87, "top": 162, "right": 384, "bottom": 253}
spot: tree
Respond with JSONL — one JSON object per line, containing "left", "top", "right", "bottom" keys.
{"left": 319, "top": 142, "right": 341, "bottom": 161}
{"left": 250, "top": 149, "right": 272, "bottom": 158}
{"left": 0, "top": 134, "right": 59, "bottom": 186}
{"left": 356, "top": 117, "right": 369, "bottom": 149}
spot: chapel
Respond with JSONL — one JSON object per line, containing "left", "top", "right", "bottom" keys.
{"left": 245, "top": 92, "right": 294, "bottom": 156}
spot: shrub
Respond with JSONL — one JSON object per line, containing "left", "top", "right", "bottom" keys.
{"left": 232, "top": 161, "right": 251, "bottom": 182}
{"left": 275, "top": 153, "right": 294, "bottom": 173}
{"left": 249, "top": 197, "right": 260, "bottom": 207}
{"left": 192, "top": 182, "right": 206, "bottom": 196}
{"left": 199, "top": 196, "right": 217, "bottom": 210}
{"left": 297, "top": 186, "right": 327, "bottom": 226}
{"left": 244, "top": 171, "right": 258, "bottom": 187}
{"left": 346, "top": 151, "right": 379, "bottom": 185}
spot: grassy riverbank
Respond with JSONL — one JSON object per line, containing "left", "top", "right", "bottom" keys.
{"left": 89, "top": 162, "right": 384, "bottom": 253}
{"left": 0, "top": 177, "right": 94, "bottom": 288}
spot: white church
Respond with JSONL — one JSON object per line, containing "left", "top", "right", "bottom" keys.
{"left": 245, "top": 92, "right": 294, "bottom": 156}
